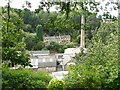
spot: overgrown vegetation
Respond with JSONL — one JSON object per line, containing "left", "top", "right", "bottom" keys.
{"left": 2, "top": 8, "right": 31, "bottom": 67}
{"left": 64, "top": 21, "right": 119, "bottom": 89}
{"left": 2, "top": 5, "right": 102, "bottom": 51}
{"left": 46, "top": 42, "right": 76, "bottom": 53}
{"left": 2, "top": 67, "right": 52, "bottom": 89}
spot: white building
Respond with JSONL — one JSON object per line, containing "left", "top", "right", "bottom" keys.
{"left": 62, "top": 47, "right": 87, "bottom": 70}
{"left": 29, "top": 51, "right": 57, "bottom": 72}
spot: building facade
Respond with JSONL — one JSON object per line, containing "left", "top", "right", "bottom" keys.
{"left": 44, "top": 35, "right": 71, "bottom": 45}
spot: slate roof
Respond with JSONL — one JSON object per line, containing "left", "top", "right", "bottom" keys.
{"left": 30, "top": 51, "right": 50, "bottom": 56}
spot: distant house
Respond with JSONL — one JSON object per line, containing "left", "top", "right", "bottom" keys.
{"left": 29, "top": 47, "right": 87, "bottom": 72}
{"left": 62, "top": 47, "right": 87, "bottom": 70}
{"left": 37, "top": 56, "right": 57, "bottom": 72}
{"left": 10, "top": 48, "right": 86, "bottom": 72}
{"left": 30, "top": 56, "right": 57, "bottom": 72}
{"left": 44, "top": 35, "right": 71, "bottom": 45}
{"left": 55, "top": 48, "right": 80, "bottom": 71}
{"left": 55, "top": 48, "right": 84, "bottom": 71}
{"left": 29, "top": 51, "right": 57, "bottom": 72}
{"left": 62, "top": 48, "right": 80, "bottom": 70}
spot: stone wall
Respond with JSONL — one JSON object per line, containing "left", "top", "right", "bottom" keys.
{"left": 37, "top": 67, "right": 56, "bottom": 72}
{"left": 44, "top": 35, "right": 71, "bottom": 45}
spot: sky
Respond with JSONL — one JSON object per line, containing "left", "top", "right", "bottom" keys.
{"left": 0, "top": 0, "right": 118, "bottom": 17}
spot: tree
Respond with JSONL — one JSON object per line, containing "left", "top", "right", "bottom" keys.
{"left": 22, "top": 8, "right": 32, "bottom": 24}
{"left": 23, "top": 24, "right": 32, "bottom": 32}
{"left": 36, "top": 25, "right": 43, "bottom": 41}
{"left": 85, "top": 14, "right": 101, "bottom": 42}
{"left": 64, "top": 21, "right": 119, "bottom": 89}
{"left": 86, "top": 14, "right": 101, "bottom": 30}
{"left": 24, "top": 33, "right": 37, "bottom": 50}
{"left": 2, "top": 5, "right": 31, "bottom": 67}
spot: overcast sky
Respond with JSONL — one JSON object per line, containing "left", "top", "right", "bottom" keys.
{"left": 0, "top": 0, "right": 118, "bottom": 17}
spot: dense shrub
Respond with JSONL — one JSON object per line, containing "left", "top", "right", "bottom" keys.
{"left": 33, "top": 41, "right": 45, "bottom": 50}
{"left": 24, "top": 33, "right": 37, "bottom": 50}
{"left": 48, "top": 78, "right": 64, "bottom": 90}
{"left": 46, "top": 42, "right": 76, "bottom": 53}
{"left": 2, "top": 67, "right": 52, "bottom": 89}
{"left": 24, "top": 33, "right": 45, "bottom": 50}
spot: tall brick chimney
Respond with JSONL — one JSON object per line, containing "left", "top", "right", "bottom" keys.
{"left": 80, "top": 14, "right": 85, "bottom": 48}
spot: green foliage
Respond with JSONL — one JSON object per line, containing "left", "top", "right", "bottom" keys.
{"left": 2, "top": 10, "right": 30, "bottom": 67}
{"left": 48, "top": 78, "right": 64, "bottom": 90}
{"left": 2, "top": 67, "right": 52, "bottom": 89}
{"left": 86, "top": 14, "right": 101, "bottom": 30}
{"left": 46, "top": 42, "right": 76, "bottom": 53}
{"left": 36, "top": 25, "right": 44, "bottom": 41}
{"left": 23, "top": 24, "right": 32, "bottom": 32}
{"left": 46, "top": 42, "right": 61, "bottom": 53}
{"left": 24, "top": 33, "right": 37, "bottom": 50}
{"left": 64, "top": 21, "right": 119, "bottom": 89}
{"left": 24, "top": 32, "right": 45, "bottom": 50}
{"left": 33, "top": 41, "right": 45, "bottom": 50}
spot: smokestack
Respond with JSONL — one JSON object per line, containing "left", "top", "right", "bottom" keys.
{"left": 80, "top": 14, "right": 85, "bottom": 48}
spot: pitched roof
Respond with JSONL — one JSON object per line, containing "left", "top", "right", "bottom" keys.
{"left": 30, "top": 50, "right": 50, "bottom": 56}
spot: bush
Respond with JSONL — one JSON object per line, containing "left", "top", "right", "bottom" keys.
{"left": 33, "top": 41, "right": 45, "bottom": 50}
{"left": 24, "top": 33, "right": 37, "bottom": 50}
{"left": 24, "top": 33, "right": 45, "bottom": 50}
{"left": 2, "top": 67, "right": 52, "bottom": 89}
{"left": 46, "top": 42, "right": 76, "bottom": 53}
{"left": 48, "top": 78, "right": 64, "bottom": 90}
